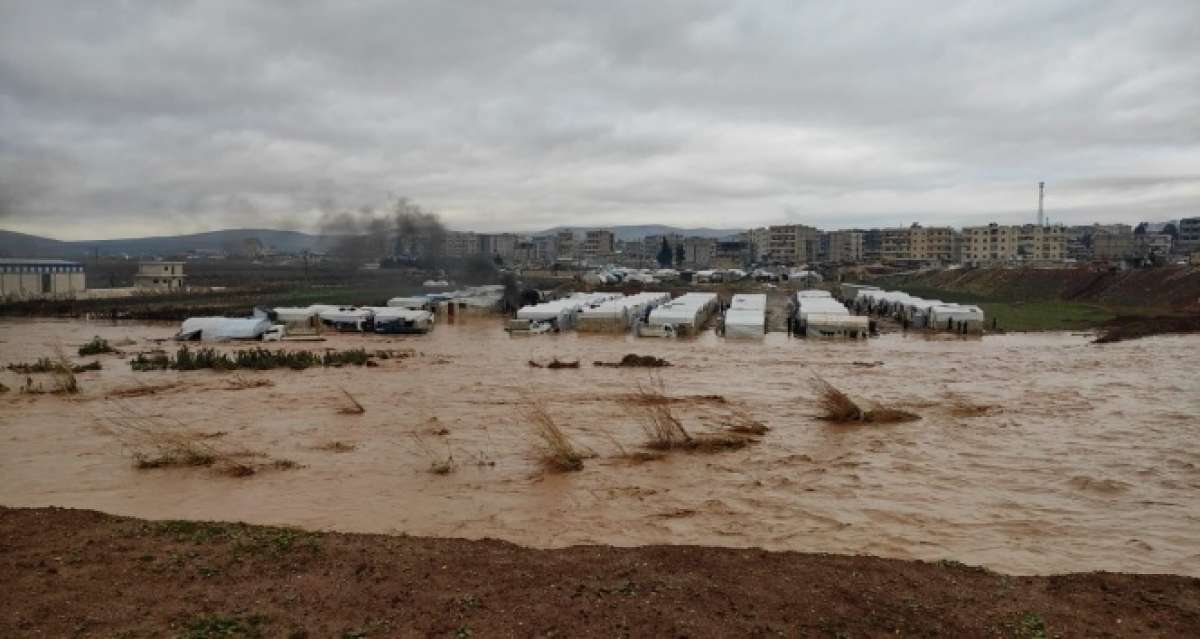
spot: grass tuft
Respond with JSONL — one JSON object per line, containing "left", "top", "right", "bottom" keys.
{"left": 525, "top": 398, "right": 585, "bottom": 472}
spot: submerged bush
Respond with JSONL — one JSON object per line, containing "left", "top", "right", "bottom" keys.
{"left": 130, "top": 345, "right": 376, "bottom": 372}
{"left": 78, "top": 336, "right": 116, "bottom": 356}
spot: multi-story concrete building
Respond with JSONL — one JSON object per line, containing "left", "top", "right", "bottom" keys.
{"left": 822, "top": 230, "right": 863, "bottom": 263}
{"left": 581, "top": 229, "right": 615, "bottom": 260}
{"left": 479, "top": 233, "right": 519, "bottom": 260}
{"left": 878, "top": 228, "right": 910, "bottom": 262}
{"left": 1091, "top": 226, "right": 1135, "bottom": 261}
{"left": 134, "top": 261, "right": 186, "bottom": 292}
{"left": 712, "top": 240, "right": 751, "bottom": 268}
{"left": 0, "top": 259, "right": 87, "bottom": 301}
{"left": 643, "top": 233, "right": 684, "bottom": 265}
{"left": 1178, "top": 217, "right": 1200, "bottom": 254}
{"left": 554, "top": 231, "right": 577, "bottom": 261}
{"left": 742, "top": 227, "right": 770, "bottom": 263}
{"left": 443, "top": 231, "right": 479, "bottom": 258}
{"left": 1136, "top": 233, "right": 1173, "bottom": 260}
{"left": 766, "top": 224, "right": 820, "bottom": 265}
{"left": 682, "top": 236, "right": 715, "bottom": 268}
{"left": 962, "top": 224, "right": 1065, "bottom": 264}
{"left": 908, "top": 225, "right": 958, "bottom": 263}
{"left": 860, "top": 229, "right": 883, "bottom": 262}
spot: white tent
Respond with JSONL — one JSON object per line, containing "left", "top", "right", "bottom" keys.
{"left": 643, "top": 292, "right": 718, "bottom": 337}
{"left": 387, "top": 296, "right": 432, "bottom": 310}
{"left": 805, "top": 314, "right": 870, "bottom": 339}
{"left": 369, "top": 307, "right": 435, "bottom": 334}
{"left": 724, "top": 294, "right": 766, "bottom": 338}
{"left": 318, "top": 307, "right": 373, "bottom": 332}
{"left": 176, "top": 317, "right": 271, "bottom": 341}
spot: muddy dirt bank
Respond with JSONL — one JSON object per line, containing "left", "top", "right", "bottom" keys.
{"left": 2, "top": 319, "right": 1199, "bottom": 578}
{"left": 3, "top": 507, "right": 1197, "bottom": 637}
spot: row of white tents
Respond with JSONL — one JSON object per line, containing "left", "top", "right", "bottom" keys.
{"left": 173, "top": 284, "right": 509, "bottom": 342}
{"left": 792, "top": 290, "right": 871, "bottom": 339}
{"left": 841, "top": 283, "right": 986, "bottom": 333}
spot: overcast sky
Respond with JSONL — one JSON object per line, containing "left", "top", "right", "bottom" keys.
{"left": 1, "top": 1, "right": 1198, "bottom": 240}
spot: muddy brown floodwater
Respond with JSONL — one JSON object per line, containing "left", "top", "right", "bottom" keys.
{"left": 1, "top": 317, "right": 1198, "bottom": 577}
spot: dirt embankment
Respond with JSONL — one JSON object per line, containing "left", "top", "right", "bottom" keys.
{"left": 2, "top": 508, "right": 1198, "bottom": 637}
{"left": 880, "top": 266, "right": 1200, "bottom": 309}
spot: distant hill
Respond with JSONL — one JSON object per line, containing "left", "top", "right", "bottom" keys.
{"left": 0, "top": 228, "right": 333, "bottom": 258}
{"left": 0, "top": 224, "right": 748, "bottom": 259}
{"left": 536, "top": 225, "right": 743, "bottom": 241}
{"left": 0, "top": 230, "right": 78, "bottom": 258}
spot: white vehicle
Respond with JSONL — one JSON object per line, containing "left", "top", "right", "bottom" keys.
{"left": 262, "top": 324, "right": 287, "bottom": 341}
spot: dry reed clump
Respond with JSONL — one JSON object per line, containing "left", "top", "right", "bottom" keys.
{"left": 727, "top": 409, "right": 770, "bottom": 435}
{"left": 630, "top": 376, "right": 692, "bottom": 450}
{"left": 525, "top": 399, "right": 585, "bottom": 472}
{"left": 336, "top": 388, "right": 366, "bottom": 415}
{"left": 812, "top": 376, "right": 921, "bottom": 424}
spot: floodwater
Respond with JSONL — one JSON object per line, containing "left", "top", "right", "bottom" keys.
{"left": 1, "top": 317, "right": 1198, "bottom": 576}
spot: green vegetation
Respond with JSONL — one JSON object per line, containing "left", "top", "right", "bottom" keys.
{"left": 131, "top": 346, "right": 374, "bottom": 372}
{"left": 78, "top": 336, "right": 116, "bottom": 356}
{"left": 7, "top": 357, "right": 100, "bottom": 374}
{"left": 978, "top": 301, "right": 1114, "bottom": 332}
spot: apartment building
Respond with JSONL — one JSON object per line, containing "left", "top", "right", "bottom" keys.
{"left": 554, "top": 231, "right": 577, "bottom": 261}
{"left": 712, "top": 240, "right": 751, "bottom": 268}
{"left": 766, "top": 224, "right": 820, "bottom": 265}
{"left": 962, "top": 223, "right": 1065, "bottom": 263}
{"left": 581, "top": 229, "right": 615, "bottom": 259}
{"left": 878, "top": 228, "right": 910, "bottom": 262}
{"left": 443, "top": 231, "right": 479, "bottom": 258}
{"left": 682, "top": 236, "right": 715, "bottom": 268}
{"left": 479, "top": 233, "right": 519, "bottom": 260}
{"left": 1178, "top": 217, "right": 1200, "bottom": 254}
{"left": 1091, "top": 226, "right": 1135, "bottom": 260}
{"left": 908, "top": 225, "right": 958, "bottom": 263}
{"left": 742, "top": 227, "right": 770, "bottom": 263}
{"left": 823, "top": 230, "right": 863, "bottom": 263}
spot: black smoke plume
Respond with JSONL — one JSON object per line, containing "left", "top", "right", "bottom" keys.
{"left": 319, "top": 197, "right": 446, "bottom": 266}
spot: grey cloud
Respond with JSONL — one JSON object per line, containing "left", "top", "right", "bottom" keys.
{"left": 1, "top": 0, "right": 1198, "bottom": 239}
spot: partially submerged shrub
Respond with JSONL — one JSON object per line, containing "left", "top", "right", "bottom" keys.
{"left": 525, "top": 399, "right": 585, "bottom": 471}
{"left": 528, "top": 358, "right": 580, "bottom": 369}
{"left": 594, "top": 354, "right": 672, "bottom": 368}
{"left": 813, "top": 376, "right": 864, "bottom": 422}
{"left": 130, "top": 346, "right": 377, "bottom": 372}
{"left": 79, "top": 336, "right": 116, "bottom": 356}
{"left": 8, "top": 357, "right": 99, "bottom": 376}
{"left": 812, "top": 376, "right": 921, "bottom": 424}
